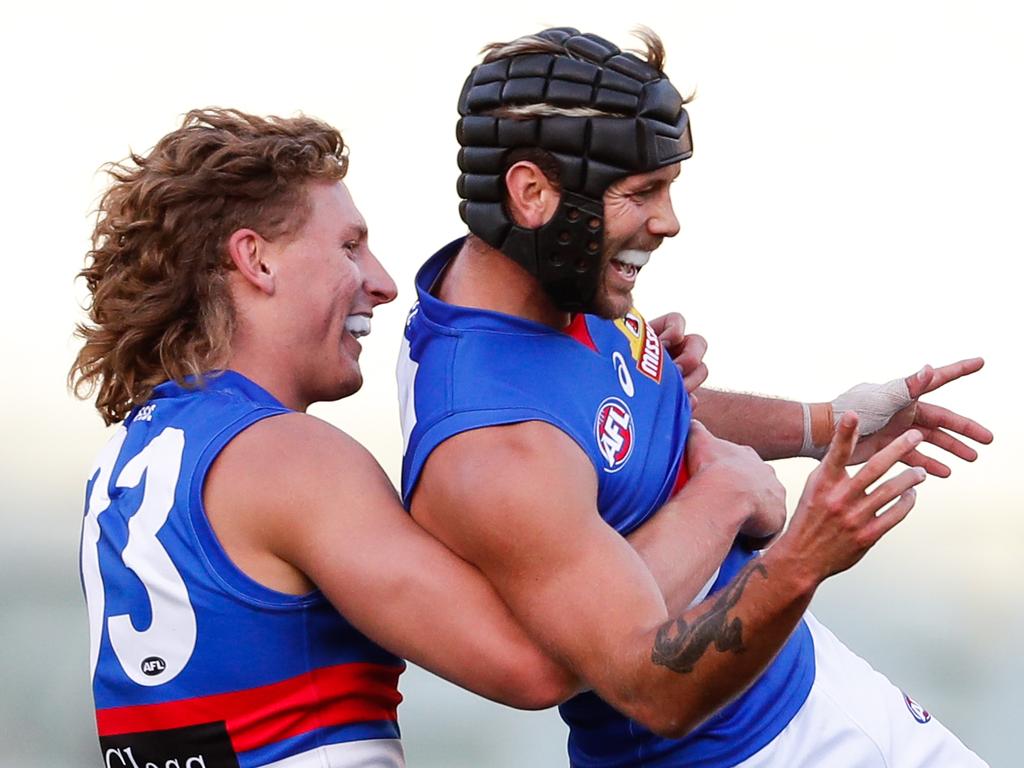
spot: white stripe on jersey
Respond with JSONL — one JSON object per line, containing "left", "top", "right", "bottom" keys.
{"left": 262, "top": 738, "right": 405, "bottom": 768}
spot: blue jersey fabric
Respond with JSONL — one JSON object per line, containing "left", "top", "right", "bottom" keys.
{"left": 81, "top": 371, "right": 404, "bottom": 768}
{"left": 399, "top": 239, "right": 815, "bottom": 767}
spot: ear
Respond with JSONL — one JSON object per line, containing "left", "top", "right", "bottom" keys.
{"left": 226, "top": 228, "right": 275, "bottom": 295}
{"left": 504, "top": 161, "right": 561, "bottom": 228}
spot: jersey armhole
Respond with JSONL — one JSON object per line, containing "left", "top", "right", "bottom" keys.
{"left": 401, "top": 406, "right": 595, "bottom": 505}
{"left": 186, "top": 407, "right": 327, "bottom": 610}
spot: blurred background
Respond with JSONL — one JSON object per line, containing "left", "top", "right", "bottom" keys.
{"left": 2, "top": 1, "right": 1020, "bottom": 765}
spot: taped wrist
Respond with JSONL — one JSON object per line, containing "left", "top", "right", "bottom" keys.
{"left": 802, "top": 377, "right": 913, "bottom": 459}
{"left": 800, "top": 402, "right": 834, "bottom": 459}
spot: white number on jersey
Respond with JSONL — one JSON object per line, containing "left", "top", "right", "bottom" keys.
{"left": 81, "top": 427, "right": 198, "bottom": 686}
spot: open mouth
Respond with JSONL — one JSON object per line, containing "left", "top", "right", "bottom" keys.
{"left": 610, "top": 249, "right": 651, "bottom": 281}
{"left": 344, "top": 314, "right": 371, "bottom": 339}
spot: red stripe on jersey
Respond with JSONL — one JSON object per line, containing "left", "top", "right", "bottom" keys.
{"left": 96, "top": 662, "right": 402, "bottom": 752}
{"left": 564, "top": 314, "right": 598, "bottom": 352}
{"left": 672, "top": 451, "right": 690, "bottom": 494}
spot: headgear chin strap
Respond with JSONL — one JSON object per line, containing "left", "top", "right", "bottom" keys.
{"left": 456, "top": 27, "right": 693, "bottom": 312}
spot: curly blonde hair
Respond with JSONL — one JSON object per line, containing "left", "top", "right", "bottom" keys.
{"left": 70, "top": 108, "right": 348, "bottom": 424}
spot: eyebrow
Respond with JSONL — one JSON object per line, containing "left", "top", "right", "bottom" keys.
{"left": 343, "top": 222, "right": 368, "bottom": 241}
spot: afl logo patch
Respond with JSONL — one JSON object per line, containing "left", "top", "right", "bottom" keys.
{"left": 595, "top": 397, "right": 634, "bottom": 472}
{"left": 141, "top": 656, "right": 167, "bottom": 677}
{"left": 902, "top": 691, "right": 931, "bottom": 723}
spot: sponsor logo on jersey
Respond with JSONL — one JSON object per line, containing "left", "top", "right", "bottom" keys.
{"left": 612, "top": 352, "right": 635, "bottom": 398}
{"left": 614, "top": 309, "right": 663, "bottom": 383}
{"left": 100, "top": 722, "right": 238, "bottom": 768}
{"left": 637, "top": 319, "right": 663, "bottom": 383}
{"left": 595, "top": 397, "right": 634, "bottom": 472}
{"left": 902, "top": 691, "right": 931, "bottom": 724}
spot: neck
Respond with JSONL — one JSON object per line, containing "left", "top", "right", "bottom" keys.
{"left": 225, "top": 337, "right": 311, "bottom": 413}
{"left": 437, "top": 236, "right": 570, "bottom": 328}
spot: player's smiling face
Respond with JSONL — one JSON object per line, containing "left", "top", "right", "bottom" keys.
{"left": 590, "top": 163, "right": 681, "bottom": 319}
{"left": 270, "top": 181, "right": 397, "bottom": 404}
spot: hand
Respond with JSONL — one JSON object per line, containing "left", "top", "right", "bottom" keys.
{"left": 649, "top": 312, "right": 708, "bottom": 400}
{"left": 783, "top": 412, "right": 927, "bottom": 581}
{"left": 686, "top": 421, "right": 786, "bottom": 541}
{"left": 847, "top": 358, "right": 994, "bottom": 477}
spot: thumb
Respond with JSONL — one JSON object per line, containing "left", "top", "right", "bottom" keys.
{"left": 905, "top": 365, "right": 934, "bottom": 400}
{"left": 686, "top": 420, "right": 711, "bottom": 472}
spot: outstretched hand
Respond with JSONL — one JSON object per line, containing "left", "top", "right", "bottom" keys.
{"left": 847, "top": 358, "right": 994, "bottom": 476}
{"left": 782, "top": 412, "right": 926, "bottom": 579}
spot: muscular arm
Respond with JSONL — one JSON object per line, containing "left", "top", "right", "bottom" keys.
{"left": 624, "top": 474, "right": 743, "bottom": 615}
{"left": 624, "top": 422, "right": 786, "bottom": 614}
{"left": 692, "top": 388, "right": 806, "bottom": 460}
{"left": 411, "top": 419, "right": 908, "bottom": 737}
{"left": 204, "top": 413, "right": 578, "bottom": 710}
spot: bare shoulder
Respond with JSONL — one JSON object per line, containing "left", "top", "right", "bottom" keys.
{"left": 207, "top": 411, "right": 393, "bottom": 522}
{"left": 423, "top": 420, "right": 596, "bottom": 502}
{"left": 413, "top": 421, "right": 599, "bottom": 561}
{"left": 222, "top": 411, "right": 374, "bottom": 468}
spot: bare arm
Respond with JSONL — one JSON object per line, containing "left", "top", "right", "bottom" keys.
{"left": 204, "top": 413, "right": 578, "bottom": 710}
{"left": 691, "top": 359, "right": 993, "bottom": 474}
{"left": 411, "top": 417, "right": 924, "bottom": 737}
{"left": 691, "top": 389, "right": 805, "bottom": 459}
{"left": 626, "top": 422, "right": 788, "bottom": 614}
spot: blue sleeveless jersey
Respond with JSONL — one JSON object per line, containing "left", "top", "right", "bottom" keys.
{"left": 398, "top": 239, "right": 815, "bottom": 767}
{"left": 80, "top": 371, "right": 405, "bottom": 768}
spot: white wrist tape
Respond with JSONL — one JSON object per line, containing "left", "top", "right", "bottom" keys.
{"left": 800, "top": 402, "right": 816, "bottom": 457}
{"left": 831, "top": 377, "right": 912, "bottom": 436}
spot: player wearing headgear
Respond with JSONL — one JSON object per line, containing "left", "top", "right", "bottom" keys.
{"left": 398, "top": 27, "right": 990, "bottom": 766}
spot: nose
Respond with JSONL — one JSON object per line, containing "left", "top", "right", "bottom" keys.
{"left": 364, "top": 248, "right": 398, "bottom": 306}
{"left": 648, "top": 191, "right": 680, "bottom": 239}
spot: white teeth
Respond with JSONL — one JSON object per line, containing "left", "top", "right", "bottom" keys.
{"left": 344, "top": 314, "right": 371, "bottom": 338}
{"left": 615, "top": 249, "right": 651, "bottom": 267}
{"left": 615, "top": 262, "right": 638, "bottom": 279}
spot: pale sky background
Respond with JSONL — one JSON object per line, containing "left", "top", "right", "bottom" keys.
{"left": 1, "top": 1, "right": 1021, "bottom": 765}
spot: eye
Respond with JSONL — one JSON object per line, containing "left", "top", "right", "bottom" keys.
{"left": 342, "top": 240, "right": 359, "bottom": 257}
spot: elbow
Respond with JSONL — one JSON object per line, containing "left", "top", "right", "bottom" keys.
{"left": 632, "top": 707, "right": 697, "bottom": 740}
{"left": 617, "top": 693, "right": 705, "bottom": 740}
{"left": 502, "top": 667, "right": 579, "bottom": 711}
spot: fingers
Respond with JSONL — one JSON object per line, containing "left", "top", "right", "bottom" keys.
{"left": 676, "top": 334, "right": 708, "bottom": 373}
{"left": 849, "top": 429, "right": 924, "bottom": 493}
{"left": 865, "top": 487, "right": 918, "bottom": 541}
{"left": 862, "top": 467, "right": 926, "bottom": 515}
{"left": 821, "top": 411, "right": 860, "bottom": 474}
{"left": 915, "top": 402, "right": 994, "bottom": 445}
{"left": 921, "top": 357, "right": 985, "bottom": 395}
{"left": 906, "top": 357, "right": 986, "bottom": 399}
{"left": 684, "top": 363, "right": 709, "bottom": 393}
{"left": 899, "top": 448, "right": 951, "bottom": 478}
{"left": 923, "top": 426, "right": 979, "bottom": 462}
{"left": 651, "top": 312, "right": 686, "bottom": 348}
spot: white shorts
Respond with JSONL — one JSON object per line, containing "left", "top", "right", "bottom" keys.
{"left": 734, "top": 615, "right": 988, "bottom": 767}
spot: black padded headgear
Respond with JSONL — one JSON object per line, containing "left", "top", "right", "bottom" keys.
{"left": 456, "top": 27, "right": 692, "bottom": 311}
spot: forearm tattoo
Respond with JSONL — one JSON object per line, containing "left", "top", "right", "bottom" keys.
{"left": 651, "top": 562, "right": 768, "bottom": 674}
